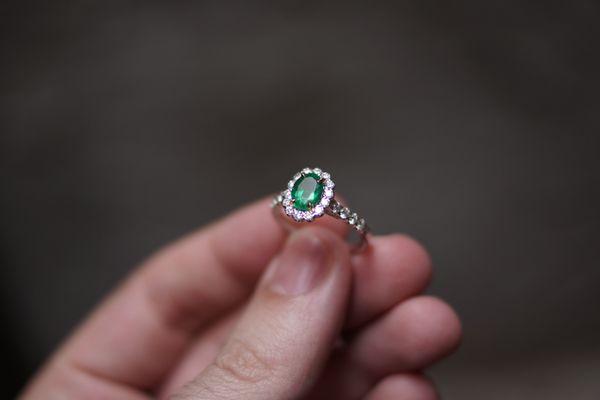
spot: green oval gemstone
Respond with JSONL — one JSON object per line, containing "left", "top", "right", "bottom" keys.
{"left": 291, "top": 172, "right": 324, "bottom": 211}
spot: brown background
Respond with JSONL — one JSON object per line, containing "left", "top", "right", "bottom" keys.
{"left": 2, "top": 1, "right": 600, "bottom": 398}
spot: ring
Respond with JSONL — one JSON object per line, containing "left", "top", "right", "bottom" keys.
{"left": 271, "top": 167, "right": 370, "bottom": 251}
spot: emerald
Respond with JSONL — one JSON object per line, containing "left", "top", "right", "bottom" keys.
{"left": 291, "top": 172, "right": 324, "bottom": 211}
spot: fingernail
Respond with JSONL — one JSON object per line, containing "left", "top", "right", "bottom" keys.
{"left": 267, "top": 230, "right": 332, "bottom": 296}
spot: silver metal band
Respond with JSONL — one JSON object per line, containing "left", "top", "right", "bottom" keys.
{"left": 272, "top": 191, "right": 370, "bottom": 251}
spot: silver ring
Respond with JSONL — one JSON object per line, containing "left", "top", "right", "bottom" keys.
{"left": 271, "top": 167, "right": 370, "bottom": 251}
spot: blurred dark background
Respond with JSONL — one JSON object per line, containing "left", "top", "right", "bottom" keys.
{"left": 2, "top": 1, "right": 600, "bottom": 398}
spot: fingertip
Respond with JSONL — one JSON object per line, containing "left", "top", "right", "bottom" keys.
{"left": 393, "top": 296, "right": 462, "bottom": 366}
{"left": 370, "top": 234, "right": 433, "bottom": 287}
{"left": 366, "top": 373, "right": 439, "bottom": 400}
{"left": 347, "top": 233, "right": 433, "bottom": 328}
{"left": 284, "top": 225, "right": 353, "bottom": 289}
{"left": 349, "top": 295, "right": 462, "bottom": 376}
{"left": 181, "top": 226, "right": 354, "bottom": 399}
{"left": 292, "top": 225, "right": 350, "bottom": 256}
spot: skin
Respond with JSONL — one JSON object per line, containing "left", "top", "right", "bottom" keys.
{"left": 21, "top": 196, "right": 462, "bottom": 400}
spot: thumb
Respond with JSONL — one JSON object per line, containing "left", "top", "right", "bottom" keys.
{"left": 173, "top": 226, "right": 352, "bottom": 400}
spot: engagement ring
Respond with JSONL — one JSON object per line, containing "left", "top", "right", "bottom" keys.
{"left": 272, "top": 167, "right": 370, "bottom": 251}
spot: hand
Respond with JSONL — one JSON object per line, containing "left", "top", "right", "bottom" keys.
{"left": 22, "top": 197, "right": 461, "bottom": 400}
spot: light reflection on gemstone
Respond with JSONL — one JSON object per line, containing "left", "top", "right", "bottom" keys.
{"left": 292, "top": 172, "right": 324, "bottom": 211}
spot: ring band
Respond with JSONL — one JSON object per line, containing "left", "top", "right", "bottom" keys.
{"left": 271, "top": 167, "right": 370, "bottom": 251}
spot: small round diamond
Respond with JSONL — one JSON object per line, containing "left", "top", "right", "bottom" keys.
{"left": 339, "top": 208, "right": 350, "bottom": 219}
{"left": 291, "top": 209, "right": 303, "bottom": 221}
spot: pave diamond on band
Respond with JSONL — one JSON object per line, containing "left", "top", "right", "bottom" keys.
{"left": 271, "top": 167, "right": 370, "bottom": 250}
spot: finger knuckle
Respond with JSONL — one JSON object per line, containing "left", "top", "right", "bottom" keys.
{"left": 214, "top": 339, "right": 275, "bottom": 385}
